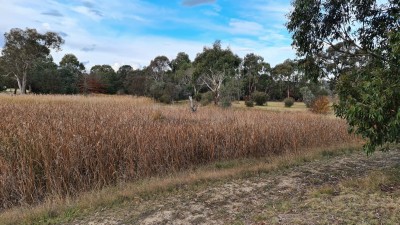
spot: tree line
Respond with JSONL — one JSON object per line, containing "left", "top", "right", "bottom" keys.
{"left": 0, "top": 28, "right": 329, "bottom": 106}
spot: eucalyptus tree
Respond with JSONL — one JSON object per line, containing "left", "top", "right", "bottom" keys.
{"left": 0, "top": 28, "right": 64, "bottom": 94}
{"left": 193, "top": 41, "right": 241, "bottom": 104}
{"left": 59, "top": 54, "right": 85, "bottom": 94}
{"left": 287, "top": 0, "right": 400, "bottom": 153}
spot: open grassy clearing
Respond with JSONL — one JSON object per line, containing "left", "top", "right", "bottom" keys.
{"left": 231, "top": 101, "right": 309, "bottom": 112}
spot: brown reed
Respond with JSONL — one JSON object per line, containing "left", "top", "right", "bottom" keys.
{"left": 0, "top": 94, "right": 355, "bottom": 209}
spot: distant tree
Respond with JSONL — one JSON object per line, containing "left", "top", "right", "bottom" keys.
{"left": 287, "top": 0, "right": 400, "bottom": 153}
{"left": 171, "top": 52, "right": 191, "bottom": 73}
{"left": 148, "top": 56, "right": 171, "bottom": 82}
{"left": 90, "top": 65, "right": 118, "bottom": 94}
{"left": 29, "top": 56, "right": 60, "bottom": 93}
{"left": 0, "top": 28, "right": 64, "bottom": 94}
{"left": 272, "top": 59, "right": 298, "bottom": 99}
{"left": 0, "top": 60, "right": 15, "bottom": 91}
{"left": 123, "top": 68, "right": 148, "bottom": 96}
{"left": 117, "top": 65, "right": 135, "bottom": 94}
{"left": 58, "top": 54, "right": 85, "bottom": 94}
{"left": 242, "top": 53, "right": 269, "bottom": 97}
{"left": 170, "top": 52, "right": 194, "bottom": 98}
{"left": 193, "top": 41, "right": 241, "bottom": 104}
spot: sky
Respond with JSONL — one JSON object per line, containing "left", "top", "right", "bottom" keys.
{"left": 0, "top": 0, "right": 296, "bottom": 71}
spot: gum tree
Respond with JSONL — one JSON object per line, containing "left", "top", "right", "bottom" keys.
{"left": 0, "top": 28, "right": 64, "bottom": 94}
{"left": 287, "top": 0, "right": 400, "bottom": 153}
{"left": 193, "top": 41, "right": 241, "bottom": 105}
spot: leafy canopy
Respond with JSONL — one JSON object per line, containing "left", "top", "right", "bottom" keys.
{"left": 287, "top": 0, "right": 400, "bottom": 153}
{"left": 0, "top": 28, "right": 64, "bottom": 93}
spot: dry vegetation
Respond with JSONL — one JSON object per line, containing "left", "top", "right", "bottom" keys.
{"left": 0, "top": 94, "right": 356, "bottom": 210}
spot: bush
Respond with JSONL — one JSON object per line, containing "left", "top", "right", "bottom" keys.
{"left": 219, "top": 96, "right": 232, "bottom": 108}
{"left": 194, "top": 93, "right": 202, "bottom": 102}
{"left": 159, "top": 94, "right": 172, "bottom": 104}
{"left": 201, "top": 91, "right": 214, "bottom": 106}
{"left": 252, "top": 91, "right": 268, "bottom": 106}
{"left": 300, "top": 86, "right": 315, "bottom": 108}
{"left": 245, "top": 100, "right": 254, "bottom": 107}
{"left": 284, "top": 97, "right": 295, "bottom": 107}
{"left": 310, "top": 96, "right": 330, "bottom": 114}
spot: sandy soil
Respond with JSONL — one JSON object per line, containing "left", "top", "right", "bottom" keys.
{"left": 68, "top": 149, "right": 400, "bottom": 225}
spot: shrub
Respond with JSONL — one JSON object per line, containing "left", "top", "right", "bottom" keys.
{"left": 300, "top": 86, "right": 315, "bottom": 108}
{"left": 252, "top": 91, "right": 268, "bottom": 106}
{"left": 310, "top": 96, "right": 330, "bottom": 114}
{"left": 159, "top": 94, "right": 172, "bottom": 104}
{"left": 284, "top": 97, "right": 295, "bottom": 107}
{"left": 194, "top": 93, "right": 202, "bottom": 102}
{"left": 219, "top": 96, "right": 232, "bottom": 108}
{"left": 201, "top": 91, "right": 214, "bottom": 106}
{"left": 245, "top": 100, "right": 254, "bottom": 107}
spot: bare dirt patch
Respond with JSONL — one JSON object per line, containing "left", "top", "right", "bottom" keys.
{"left": 68, "top": 149, "right": 400, "bottom": 225}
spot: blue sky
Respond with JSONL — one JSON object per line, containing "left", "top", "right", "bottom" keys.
{"left": 0, "top": 0, "right": 295, "bottom": 70}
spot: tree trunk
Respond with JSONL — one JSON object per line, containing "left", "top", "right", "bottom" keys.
{"left": 21, "top": 75, "right": 27, "bottom": 94}
{"left": 213, "top": 90, "right": 219, "bottom": 105}
{"left": 16, "top": 76, "right": 23, "bottom": 95}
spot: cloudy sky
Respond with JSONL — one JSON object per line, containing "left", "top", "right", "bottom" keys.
{"left": 0, "top": 0, "right": 296, "bottom": 70}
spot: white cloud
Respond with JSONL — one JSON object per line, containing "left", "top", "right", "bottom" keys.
{"left": 228, "top": 19, "right": 264, "bottom": 36}
{"left": 228, "top": 38, "right": 295, "bottom": 66}
{"left": 1, "top": 0, "right": 296, "bottom": 71}
{"left": 72, "top": 6, "right": 103, "bottom": 21}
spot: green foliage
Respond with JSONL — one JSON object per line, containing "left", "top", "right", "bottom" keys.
{"left": 219, "top": 96, "right": 232, "bottom": 108}
{"left": 201, "top": 91, "right": 214, "bottom": 106}
{"left": 194, "top": 93, "right": 202, "bottom": 102}
{"left": 245, "top": 100, "right": 254, "bottom": 107}
{"left": 335, "top": 65, "right": 400, "bottom": 153}
{"left": 242, "top": 53, "right": 269, "bottom": 96}
{"left": 300, "top": 86, "right": 315, "bottom": 108}
{"left": 0, "top": 28, "right": 64, "bottom": 94}
{"left": 310, "top": 96, "right": 330, "bottom": 114}
{"left": 159, "top": 94, "right": 172, "bottom": 104}
{"left": 193, "top": 41, "right": 241, "bottom": 104}
{"left": 251, "top": 91, "right": 268, "bottom": 106}
{"left": 287, "top": 0, "right": 400, "bottom": 153}
{"left": 90, "top": 65, "right": 118, "bottom": 94}
{"left": 284, "top": 97, "right": 295, "bottom": 108}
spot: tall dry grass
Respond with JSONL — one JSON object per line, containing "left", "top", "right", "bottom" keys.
{"left": 0, "top": 94, "right": 355, "bottom": 209}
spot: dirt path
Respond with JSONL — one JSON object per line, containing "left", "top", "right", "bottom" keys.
{"left": 69, "top": 149, "right": 400, "bottom": 225}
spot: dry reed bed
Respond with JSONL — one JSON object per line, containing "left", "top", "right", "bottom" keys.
{"left": 0, "top": 95, "right": 355, "bottom": 209}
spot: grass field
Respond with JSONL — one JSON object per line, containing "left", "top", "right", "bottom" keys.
{"left": 232, "top": 100, "right": 309, "bottom": 111}
{"left": 0, "top": 94, "right": 359, "bottom": 223}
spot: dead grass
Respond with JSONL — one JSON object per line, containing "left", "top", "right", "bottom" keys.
{"left": 0, "top": 95, "right": 356, "bottom": 212}
{"left": 0, "top": 143, "right": 363, "bottom": 225}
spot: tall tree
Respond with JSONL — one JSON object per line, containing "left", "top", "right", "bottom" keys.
{"left": 171, "top": 52, "right": 194, "bottom": 97}
{"left": 30, "top": 56, "right": 60, "bottom": 93}
{"left": 0, "top": 28, "right": 64, "bottom": 94}
{"left": 117, "top": 65, "right": 135, "bottom": 94}
{"left": 123, "top": 68, "right": 148, "bottom": 96}
{"left": 193, "top": 41, "right": 241, "bottom": 104}
{"left": 147, "top": 56, "right": 171, "bottom": 82}
{"left": 272, "top": 59, "right": 299, "bottom": 99}
{"left": 287, "top": 0, "right": 400, "bottom": 153}
{"left": 59, "top": 54, "right": 85, "bottom": 94}
{"left": 242, "top": 53, "right": 269, "bottom": 97}
{"left": 89, "top": 65, "right": 118, "bottom": 94}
